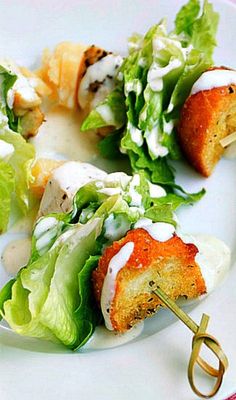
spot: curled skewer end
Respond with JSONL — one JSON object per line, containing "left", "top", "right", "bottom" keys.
{"left": 152, "top": 287, "right": 228, "bottom": 399}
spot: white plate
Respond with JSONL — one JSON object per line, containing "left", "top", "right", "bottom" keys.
{"left": 0, "top": 0, "right": 236, "bottom": 399}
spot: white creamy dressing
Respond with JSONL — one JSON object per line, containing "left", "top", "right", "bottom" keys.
{"left": 0, "top": 139, "right": 14, "bottom": 160}
{"left": 147, "top": 35, "right": 184, "bottom": 94}
{"left": 177, "top": 232, "right": 231, "bottom": 294}
{"left": 83, "top": 322, "right": 144, "bottom": 350}
{"left": 163, "top": 118, "right": 174, "bottom": 135}
{"left": 148, "top": 181, "right": 166, "bottom": 198}
{"left": 144, "top": 223, "right": 175, "bottom": 242}
{"left": 34, "top": 216, "right": 62, "bottom": 255}
{"left": 0, "top": 108, "right": 8, "bottom": 124}
{"left": 30, "top": 106, "right": 99, "bottom": 161}
{"left": 35, "top": 230, "right": 57, "bottom": 254}
{"left": 128, "top": 121, "right": 143, "bottom": 147}
{"left": 95, "top": 104, "right": 115, "bottom": 125}
{"left": 104, "top": 172, "right": 131, "bottom": 189}
{"left": 190, "top": 69, "right": 236, "bottom": 95}
{"left": 117, "top": 71, "right": 123, "bottom": 81}
{"left": 2, "top": 237, "right": 31, "bottom": 275}
{"left": 138, "top": 57, "right": 146, "bottom": 68}
{"left": 147, "top": 59, "right": 182, "bottom": 92}
{"left": 139, "top": 108, "right": 147, "bottom": 123}
{"left": 134, "top": 217, "right": 153, "bottom": 228}
{"left": 177, "top": 232, "right": 231, "bottom": 296}
{"left": 153, "top": 35, "right": 192, "bottom": 60}
{"left": 127, "top": 174, "right": 142, "bottom": 206}
{"left": 134, "top": 218, "right": 175, "bottom": 242}
{"left": 125, "top": 80, "right": 143, "bottom": 96}
{"left": 38, "top": 161, "right": 107, "bottom": 217}
{"left": 101, "top": 241, "right": 135, "bottom": 330}
{"left": 98, "top": 187, "right": 121, "bottom": 196}
{"left": 7, "top": 75, "right": 40, "bottom": 109}
{"left": 0, "top": 60, "right": 40, "bottom": 110}
{"left": 167, "top": 101, "right": 174, "bottom": 114}
{"left": 104, "top": 214, "right": 131, "bottom": 242}
{"left": 146, "top": 126, "right": 168, "bottom": 157}
{"left": 34, "top": 216, "right": 58, "bottom": 239}
{"left": 153, "top": 36, "right": 182, "bottom": 53}
{"left": 127, "top": 38, "right": 143, "bottom": 52}
{"left": 78, "top": 54, "right": 123, "bottom": 109}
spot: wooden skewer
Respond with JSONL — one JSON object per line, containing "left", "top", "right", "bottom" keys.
{"left": 152, "top": 286, "right": 228, "bottom": 399}
{"left": 220, "top": 131, "right": 236, "bottom": 147}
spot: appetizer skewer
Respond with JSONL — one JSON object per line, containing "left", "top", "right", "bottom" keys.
{"left": 0, "top": 1, "right": 234, "bottom": 398}
{"left": 0, "top": 158, "right": 231, "bottom": 400}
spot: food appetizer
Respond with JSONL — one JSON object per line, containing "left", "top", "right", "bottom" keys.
{"left": 178, "top": 66, "right": 236, "bottom": 176}
{"left": 0, "top": 0, "right": 235, "bottom": 397}
{"left": 0, "top": 161, "right": 230, "bottom": 345}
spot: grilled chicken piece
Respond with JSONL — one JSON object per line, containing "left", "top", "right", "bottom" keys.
{"left": 37, "top": 161, "right": 107, "bottom": 216}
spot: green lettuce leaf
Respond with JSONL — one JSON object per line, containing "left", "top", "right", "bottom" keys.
{"left": 144, "top": 204, "right": 177, "bottom": 226}
{"left": 81, "top": 87, "right": 126, "bottom": 131}
{"left": 2, "top": 248, "right": 60, "bottom": 341}
{"left": 0, "top": 65, "right": 21, "bottom": 133}
{"left": 38, "top": 218, "right": 103, "bottom": 348}
{"left": 98, "top": 129, "right": 123, "bottom": 159}
{"left": 0, "top": 123, "right": 35, "bottom": 212}
{"left": 0, "top": 160, "right": 15, "bottom": 233}
{"left": 81, "top": 0, "right": 218, "bottom": 199}
{"left": 0, "top": 65, "right": 36, "bottom": 227}
{"left": 0, "top": 278, "right": 16, "bottom": 321}
{"left": 1, "top": 218, "right": 103, "bottom": 348}
{"left": 30, "top": 213, "right": 71, "bottom": 263}
{"left": 190, "top": 0, "right": 219, "bottom": 60}
{"left": 121, "top": 132, "right": 175, "bottom": 185}
{"left": 175, "top": 0, "right": 201, "bottom": 37}
{"left": 153, "top": 188, "right": 205, "bottom": 210}
{"left": 166, "top": 50, "right": 211, "bottom": 121}
{"left": 74, "top": 255, "right": 101, "bottom": 349}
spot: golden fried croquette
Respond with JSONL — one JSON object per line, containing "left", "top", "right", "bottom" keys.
{"left": 178, "top": 67, "right": 236, "bottom": 177}
{"left": 92, "top": 228, "right": 206, "bottom": 332}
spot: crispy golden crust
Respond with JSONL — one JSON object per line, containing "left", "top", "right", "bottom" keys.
{"left": 92, "top": 229, "right": 206, "bottom": 332}
{"left": 178, "top": 67, "right": 236, "bottom": 177}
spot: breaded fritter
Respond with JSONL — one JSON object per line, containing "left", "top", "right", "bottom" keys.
{"left": 92, "top": 228, "right": 206, "bottom": 332}
{"left": 178, "top": 67, "right": 236, "bottom": 177}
